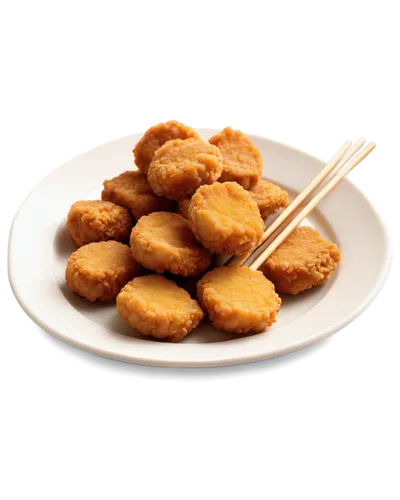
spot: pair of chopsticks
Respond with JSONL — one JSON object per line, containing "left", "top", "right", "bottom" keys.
{"left": 227, "top": 138, "right": 376, "bottom": 270}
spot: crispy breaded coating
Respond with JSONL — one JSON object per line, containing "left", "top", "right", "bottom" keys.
{"left": 65, "top": 241, "right": 140, "bottom": 302}
{"left": 148, "top": 139, "right": 223, "bottom": 200}
{"left": 261, "top": 226, "right": 341, "bottom": 295}
{"left": 188, "top": 182, "right": 264, "bottom": 255}
{"left": 130, "top": 212, "right": 212, "bottom": 276}
{"left": 133, "top": 120, "right": 200, "bottom": 175}
{"left": 249, "top": 179, "right": 289, "bottom": 219}
{"left": 209, "top": 127, "right": 262, "bottom": 189}
{"left": 197, "top": 267, "right": 281, "bottom": 333}
{"left": 117, "top": 275, "right": 204, "bottom": 341}
{"left": 177, "top": 198, "right": 191, "bottom": 219}
{"left": 101, "top": 170, "right": 174, "bottom": 221}
{"left": 67, "top": 200, "right": 132, "bottom": 247}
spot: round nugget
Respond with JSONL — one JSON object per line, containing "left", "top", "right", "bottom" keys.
{"left": 133, "top": 120, "right": 200, "bottom": 175}
{"left": 101, "top": 170, "right": 174, "bottom": 221}
{"left": 117, "top": 275, "right": 204, "bottom": 341}
{"left": 148, "top": 139, "right": 223, "bottom": 201}
{"left": 261, "top": 226, "right": 341, "bottom": 295}
{"left": 67, "top": 200, "right": 132, "bottom": 247}
{"left": 188, "top": 182, "right": 264, "bottom": 255}
{"left": 209, "top": 127, "right": 262, "bottom": 189}
{"left": 249, "top": 180, "right": 289, "bottom": 219}
{"left": 130, "top": 212, "right": 211, "bottom": 276}
{"left": 177, "top": 198, "right": 191, "bottom": 219}
{"left": 198, "top": 266, "right": 281, "bottom": 333}
{"left": 65, "top": 241, "right": 140, "bottom": 302}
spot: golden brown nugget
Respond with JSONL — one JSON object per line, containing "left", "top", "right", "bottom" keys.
{"left": 148, "top": 139, "right": 223, "bottom": 201}
{"left": 67, "top": 200, "right": 132, "bottom": 247}
{"left": 65, "top": 241, "right": 140, "bottom": 302}
{"left": 261, "top": 226, "right": 341, "bottom": 295}
{"left": 133, "top": 120, "right": 200, "bottom": 175}
{"left": 209, "top": 127, "right": 262, "bottom": 189}
{"left": 117, "top": 275, "right": 204, "bottom": 341}
{"left": 249, "top": 180, "right": 289, "bottom": 219}
{"left": 188, "top": 182, "right": 264, "bottom": 255}
{"left": 198, "top": 267, "right": 281, "bottom": 334}
{"left": 130, "top": 212, "right": 212, "bottom": 276}
{"left": 101, "top": 170, "right": 174, "bottom": 221}
{"left": 177, "top": 198, "right": 191, "bottom": 219}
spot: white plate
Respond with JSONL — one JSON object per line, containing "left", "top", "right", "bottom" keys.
{"left": 8, "top": 130, "right": 391, "bottom": 367}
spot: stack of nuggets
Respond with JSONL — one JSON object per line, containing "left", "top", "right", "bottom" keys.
{"left": 64, "top": 120, "right": 340, "bottom": 342}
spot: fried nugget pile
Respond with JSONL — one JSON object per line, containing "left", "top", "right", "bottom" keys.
{"left": 65, "top": 120, "right": 340, "bottom": 341}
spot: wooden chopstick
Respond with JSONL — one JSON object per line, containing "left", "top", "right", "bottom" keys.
{"left": 248, "top": 141, "right": 376, "bottom": 271}
{"left": 237, "top": 138, "right": 367, "bottom": 269}
{"left": 228, "top": 140, "right": 355, "bottom": 267}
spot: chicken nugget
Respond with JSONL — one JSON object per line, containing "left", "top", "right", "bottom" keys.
{"left": 67, "top": 200, "right": 132, "bottom": 247}
{"left": 133, "top": 120, "right": 200, "bottom": 175}
{"left": 198, "top": 266, "right": 281, "bottom": 333}
{"left": 117, "top": 275, "right": 204, "bottom": 342}
{"left": 249, "top": 179, "right": 289, "bottom": 219}
{"left": 261, "top": 226, "right": 341, "bottom": 295}
{"left": 177, "top": 198, "right": 191, "bottom": 219}
{"left": 65, "top": 241, "right": 140, "bottom": 302}
{"left": 101, "top": 170, "right": 174, "bottom": 221}
{"left": 148, "top": 139, "right": 223, "bottom": 201}
{"left": 209, "top": 127, "right": 262, "bottom": 189}
{"left": 130, "top": 212, "right": 211, "bottom": 276}
{"left": 188, "top": 182, "right": 264, "bottom": 255}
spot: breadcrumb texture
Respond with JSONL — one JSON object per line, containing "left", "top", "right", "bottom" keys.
{"left": 177, "top": 198, "right": 191, "bottom": 219}
{"left": 198, "top": 267, "right": 281, "bottom": 333}
{"left": 117, "top": 275, "right": 204, "bottom": 341}
{"left": 209, "top": 127, "right": 262, "bottom": 189}
{"left": 133, "top": 120, "right": 200, "bottom": 175}
{"left": 148, "top": 139, "right": 223, "bottom": 200}
{"left": 188, "top": 182, "right": 264, "bottom": 255}
{"left": 67, "top": 200, "right": 132, "bottom": 247}
{"left": 101, "top": 170, "right": 174, "bottom": 221}
{"left": 249, "top": 180, "right": 289, "bottom": 219}
{"left": 65, "top": 241, "right": 141, "bottom": 302}
{"left": 261, "top": 226, "right": 341, "bottom": 295}
{"left": 130, "top": 212, "right": 211, "bottom": 276}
